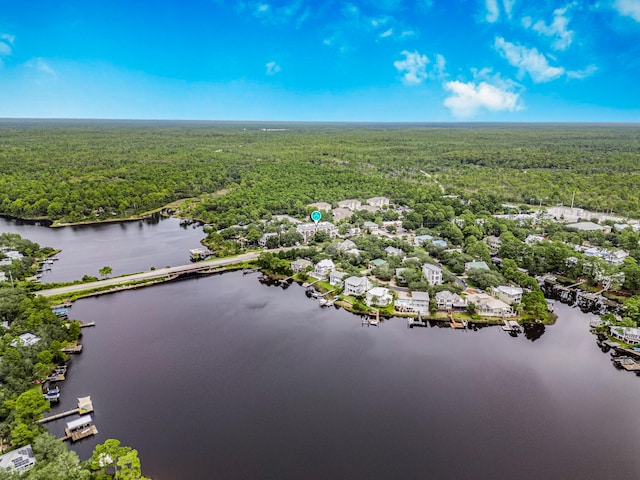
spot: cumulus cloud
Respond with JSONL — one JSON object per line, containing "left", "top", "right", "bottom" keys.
{"left": 394, "top": 50, "right": 446, "bottom": 85}
{"left": 443, "top": 80, "right": 521, "bottom": 118}
{"left": 566, "top": 64, "right": 597, "bottom": 79}
{"left": 238, "top": 1, "right": 309, "bottom": 27}
{"left": 494, "top": 36, "right": 564, "bottom": 82}
{"left": 613, "top": 0, "right": 640, "bottom": 22}
{"left": 0, "top": 33, "right": 14, "bottom": 68}
{"left": 485, "top": 0, "right": 516, "bottom": 22}
{"left": 265, "top": 60, "right": 281, "bottom": 75}
{"left": 394, "top": 50, "right": 429, "bottom": 85}
{"left": 527, "top": 5, "right": 575, "bottom": 50}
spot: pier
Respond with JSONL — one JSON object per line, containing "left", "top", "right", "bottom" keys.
{"left": 38, "top": 396, "right": 94, "bottom": 424}
{"left": 79, "top": 322, "right": 96, "bottom": 328}
{"left": 448, "top": 310, "right": 465, "bottom": 329}
{"left": 60, "top": 414, "right": 99, "bottom": 442}
{"left": 61, "top": 344, "right": 83, "bottom": 354}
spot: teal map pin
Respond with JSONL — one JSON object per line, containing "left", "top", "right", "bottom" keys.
{"left": 311, "top": 210, "right": 322, "bottom": 223}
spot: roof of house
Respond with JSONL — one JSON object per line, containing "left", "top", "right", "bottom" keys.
{"left": 0, "top": 445, "right": 35, "bottom": 472}
{"left": 565, "top": 221, "right": 605, "bottom": 231}
{"left": 316, "top": 259, "right": 335, "bottom": 268}
{"left": 370, "top": 258, "right": 387, "bottom": 267}
{"left": 411, "top": 291, "right": 430, "bottom": 301}
{"left": 422, "top": 263, "right": 441, "bottom": 272}
{"left": 465, "top": 261, "right": 490, "bottom": 270}
{"left": 495, "top": 285, "right": 523, "bottom": 296}
{"left": 345, "top": 276, "right": 369, "bottom": 286}
{"left": 367, "top": 287, "right": 390, "bottom": 296}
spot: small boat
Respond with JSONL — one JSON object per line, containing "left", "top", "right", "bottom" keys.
{"left": 43, "top": 386, "right": 60, "bottom": 402}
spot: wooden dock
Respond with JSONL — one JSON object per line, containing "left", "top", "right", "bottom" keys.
{"left": 449, "top": 311, "right": 465, "bottom": 329}
{"left": 38, "top": 396, "right": 94, "bottom": 424}
{"left": 61, "top": 425, "right": 98, "bottom": 442}
{"left": 79, "top": 322, "right": 95, "bottom": 328}
{"left": 61, "top": 344, "right": 83, "bottom": 354}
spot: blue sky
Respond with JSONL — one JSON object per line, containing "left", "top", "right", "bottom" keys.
{"left": 0, "top": 0, "right": 639, "bottom": 121}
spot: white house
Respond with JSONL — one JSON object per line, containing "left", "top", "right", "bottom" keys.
{"left": 291, "top": 258, "right": 313, "bottom": 273}
{"left": 525, "top": 235, "right": 546, "bottom": 246}
{"left": 0, "top": 445, "right": 36, "bottom": 474}
{"left": 409, "top": 291, "right": 430, "bottom": 313}
{"left": 259, "top": 232, "right": 279, "bottom": 247}
{"left": 336, "top": 239, "right": 357, "bottom": 251}
{"left": 343, "top": 276, "right": 372, "bottom": 296}
{"left": 314, "top": 259, "right": 336, "bottom": 279}
{"left": 367, "top": 196, "right": 390, "bottom": 207}
{"left": 366, "top": 287, "right": 393, "bottom": 307}
{"left": 610, "top": 326, "right": 640, "bottom": 345}
{"left": 485, "top": 235, "right": 502, "bottom": 251}
{"left": 10, "top": 333, "right": 41, "bottom": 347}
{"left": 358, "top": 205, "right": 379, "bottom": 213}
{"left": 605, "top": 249, "right": 628, "bottom": 266}
{"left": 493, "top": 286, "right": 523, "bottom": 305}
{"left": 338, "top": 199, "right": 362, "bottom": 211}
{"left": 296, "top": 222, "right": 338, "bottom": 243}
{"left": 363, "top": 221, "right": 379, "bottom": 234}
{"left": 465, "top": 292, "right": 514, "bottom": 317}
{"left": 329, "top": 270, "right": 347, "bottom": 286}
{"left": 332, "top": 208, "right": 354, "bottom": 222}
{"left": 395, "top": 268, "right": 408, "bottom": 284}
{"left": 435, "top": 291, "right": 467, "bottom": 310}
{"left": 422, "top": 264, "right": 443, "bottom": 285}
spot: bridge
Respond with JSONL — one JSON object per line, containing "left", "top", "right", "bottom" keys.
{"left": 37, "top": 252, "right": 261, "bottom": 298}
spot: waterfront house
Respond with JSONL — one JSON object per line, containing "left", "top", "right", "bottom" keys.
{"left": 366, "top": 287, "right": 393, "bottom": 307}
{"left": 329, "top": 270, "right": 347, "bottom": 287}
{"left": 401, "top": 291, "right": 431, "bottom": 313}
{"left": 343, "top": 276, "right": 372, "bottom": 296}
{"left": 367, "top": 196, "right": 390, "bottom": 208}
{"left": 314, "top": 259, "right": 336, "bottom": 279}
{"left": 0, "top": 445, "right": 36, "bottom": 474}
{"left": 338, "top": 199, "right": 362, "bottom": 211}
{"left": 610, "top": 326, "right": 640, "bottom": 345}
{"left": 493, "top": 286, "right": 523, "bottom": 305}
{"left": 435, "top": 291, "right": 467, "bottom": 310}
{"left": 465, "top": 260, "right": 490, "bottom": 271}
{"left": 332, "top": 208, "right": 354, "bottom": 222}
{"left": 10, "top": 333, "right": 41, "bottom": 348}
{"left": 422, "top": 263, "right": 443, "bottom": 285}
{"left": 465, "top": 293, "right": 514, "bottom": 317}
{"left": 307, "top": 202, "right": 332, "bottom": 212}
{"left": 291, "top": 259, "right": 313, "bottom": 273}
{"left": 296, "top": 222, "right": 338, "bottom": 243}
{"left": 385, "top": 246, "right": 404, "bottom": 257}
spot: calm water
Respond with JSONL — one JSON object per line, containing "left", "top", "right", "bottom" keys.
{"left": 44, "top": 273, "right": 640, "bottom": 480}
{"left": 0, "top": 216, "right": 205, "bottom": 283}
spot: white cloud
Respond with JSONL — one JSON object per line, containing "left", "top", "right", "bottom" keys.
{"left": 0, "top": 42, "right": 11, "bottom": 56}
{"left": 265, "top": 61, "right": 281, "bottom": 75}
{"left": 1, "top": 34, "right": 15, "bottom": 45}
{"left": 444, "top": 81, "right": 522, "bottom": 118}
{"left": 613, "top": 0, "right": 640, "bottom": 21}
{"left": 0, "top": 33, "right": 14, "bottom": 67}
{"left": 238, "top": 1, "right": 309, "bottom": 26}
{"left": 379, "top": 28, "right": 394, "bottom": 38}
{"left": 529, "top": 5, "right": 574, "bottom": 50}
{"left": 394, "top": 50, "right": 429, "bottom": 85}
{"left": 485, "top": 0, "right": 500, "bottom": 22}
{"left": 485, "top": 0, "right": 516, "bottom": 22}
{"left": 566, "top": 64, "right": 597, "bottom": 79}
{"left": 494, "top": 36, "right": 564, "bottom": 82}
{"left": 443, "top": 80, "right": 521, "bottom": 118}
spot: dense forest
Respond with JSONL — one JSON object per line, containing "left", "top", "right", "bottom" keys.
{"left": 0, "top": 121, "right": 638, "bottom": 226}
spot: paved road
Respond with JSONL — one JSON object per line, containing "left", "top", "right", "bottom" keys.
{"left": 37, "top": 252, "right": 260, "bottom": 298}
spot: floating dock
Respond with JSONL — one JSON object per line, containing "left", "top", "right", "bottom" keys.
{"left": 60, "top": 414, "right": 98, "bottom": 442}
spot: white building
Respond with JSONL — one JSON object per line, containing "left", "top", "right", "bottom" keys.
{"left": 10, "top": 333, "right": 41, "bottom": 347}
{"left": 367, "top": 196, "right": 390, "bottom": 207}
{"left": 296, "top": 222, "right": 338, "bottom": 243}
{"left": 0, "top": 445, "right": 36, "bottom": 474}
{"left": 362, "top": 221, "right": 379, "bottom": 234}
{"left": 485, "top": 235, "right": 502, "bottom": 251}
{"left": 435, "top": 291, "right": 467, "bottom": 310}
{"left": 422, "top": 264, "right": 443, "bottom": 285}
{"left": 493, "top": 286, "right": 523, "bottom": 305}
{"left": 337, "top": 199, "right": 362, "bottom": 211}
{"left": 259, "top": 232, "right": 279, "bottom": 247}
{"left": 610, "top": 326, "right": 640, "bottom": 345}
{"left": 314, "top": 259, "right": 336, "bottom": 279}
{"left": 291, "top": 258, "right": 313, "bottom": 273}
{"left": 465, "top": 293, "right": 514, "bottom": 317}
{"left": 366, "top": 287, "right": 393, "bottom": 307}
{"left": 414, "top": 234, "right": 434, "bottom": 246}
{"left": 395, "top": 291, "right": 431, "bottom": 313}
{"left": 329, "top": 270, "right": 347, "bottom": 286}
{"left": 343, "top": 276, "right": 372, "bottom": 296}
{"left": 307, "top": 202, "right": 332, "bottom": 211}
{"left": 336, "top": 239, "right": 357, "bottom": 251}
{"left": 385, "top": 246, "right": 404, "bottom": 257}
{"left": 332, "top": 208, "right": 354, "bottom": 222}
{"left": 525, "top": 235, "right": 545, "bottom": 246}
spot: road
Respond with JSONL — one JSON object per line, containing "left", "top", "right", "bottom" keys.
{"left": 37, "top": 251, "right": 260, "bottom": 298}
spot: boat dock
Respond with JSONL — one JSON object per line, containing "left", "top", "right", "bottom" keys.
{"left": 61, "top": 344, "right": 83, "bottom": 354}
{"left": 38, "top": 396, "right": 94, "bottom": 424}
{"left": 449, "top": 310, "right": 465, "bottom": 329}
{"left": 79, "top": 322, "right": 95, "bottom": 328}
{"left": 408, "top": 313, "right": 427, "bottom": 328}
{"left": 60, "top": 414, "right": 98, "bottom": 442}
{"left": 363, "top": 310, "right": 380, "bottom": 327}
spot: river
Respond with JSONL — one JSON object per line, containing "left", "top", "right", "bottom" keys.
{"left": 0, "top": 215, "right": 205, "bottom": 283}
{"left": 2, "top": 217, "right": 640, "bottom": 479}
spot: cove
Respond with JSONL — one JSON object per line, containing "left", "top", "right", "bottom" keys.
{"left": 46, "top": 271, "right": 640, "bottom": 480}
